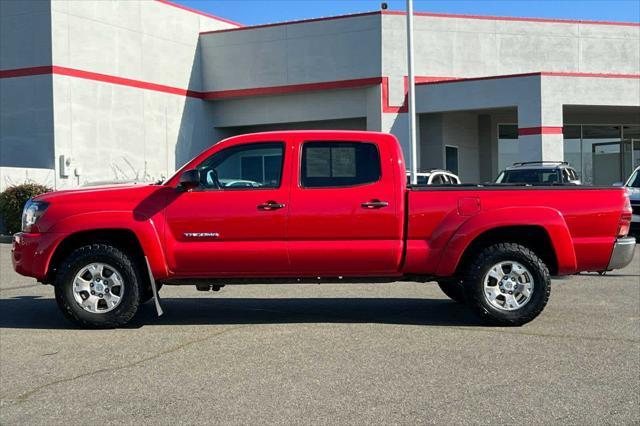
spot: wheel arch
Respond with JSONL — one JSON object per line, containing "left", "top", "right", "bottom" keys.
{"left": 47, "top": 229, "right": 144, "bottom": 283}
{"left": 435, "top": 207, "right": 577, "bottom": 277}
{"left": 455, "top": 225, "right": 558, "bottom": 277}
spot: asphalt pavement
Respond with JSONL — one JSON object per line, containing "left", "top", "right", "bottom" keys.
{"left": 1, "top": 243, "right": 639, "bottom": 425}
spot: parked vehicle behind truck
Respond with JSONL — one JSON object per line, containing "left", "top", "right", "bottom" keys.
{"left": 496, "top": 161, "right": 581, "bottom": 185}
{"left": 12, "top": 131, "right": 635, "bottom": 328}
{"left": 623, "top": 166, "right": 640, "bottom": 235}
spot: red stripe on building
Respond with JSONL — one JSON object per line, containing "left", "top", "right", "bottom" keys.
{"left": 1, "top": 67, "right": 638, "bottom": 110}
{"left": 51, "top": 66, "right": 204, "bottom": 98}
{"left": 518, "top": 126, "right": 564, "bottom": 136}
{"left": 0, "top": 66, "right": 53, "bottom": 78}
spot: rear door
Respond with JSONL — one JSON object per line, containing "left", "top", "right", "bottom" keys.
{"left": 287, "top": 136, "right": 403, "bottom": 276}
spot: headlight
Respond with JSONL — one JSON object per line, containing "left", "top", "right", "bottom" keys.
{"left": 21, "top": 199, "right": 49, "bottom": 233}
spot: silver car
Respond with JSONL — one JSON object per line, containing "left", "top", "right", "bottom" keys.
{"left": 624, "top": 166, "right": 640, "bottom": 235}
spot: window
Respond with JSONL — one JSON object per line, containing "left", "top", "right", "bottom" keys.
{"left": 498, "top": 124, "right": 520, "bottom": 172}
{"left": 301, "top": 141, "right": 380, "bottom": 188}
{"left": 196, "top": 142, "right": 284, "bottom": 189}
{"left": 445, "top": 146, "right": 459, "bottom": 175}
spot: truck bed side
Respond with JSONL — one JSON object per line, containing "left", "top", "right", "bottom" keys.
{"left": 403, "top": 186, "right": 629, "bottom": 276}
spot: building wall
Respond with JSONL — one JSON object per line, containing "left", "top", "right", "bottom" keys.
{"left": 1, "top": 0, "right": 238, "bottom": 190}
{"left": 381, "top": 13, "right": 640, "bottom": 164}
{"left": 48, "top": 0, "right": 237, "bottom": 188}
{"left": 0, "top": 1, "right": 55, "bottom": 190}
{"left": 199, "top": 14, "right": 382, "bottom": 92}
{"left": 417, "top": 112, "right": 480, "bottom": 182}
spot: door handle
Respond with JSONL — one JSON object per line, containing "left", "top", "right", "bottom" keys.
{"left": 361, "top": 200, "right": 389, "bottom": 209}
{"left": 258, "top": 200, "right": 286, "bottom": 211}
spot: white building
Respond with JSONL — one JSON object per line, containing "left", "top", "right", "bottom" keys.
{"left": 1, "top": 0, "right": 639, "bottom": 190}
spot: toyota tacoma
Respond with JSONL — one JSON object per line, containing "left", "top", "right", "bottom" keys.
{"left": 12, "top": 131, "right": 635, "bottom": 328}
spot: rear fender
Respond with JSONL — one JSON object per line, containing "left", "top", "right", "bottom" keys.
{"left": 435, "top": 206, "right": 577, "bottom": 276}
{"left": 47, "top": 211, "right": 169, "bottom": 278}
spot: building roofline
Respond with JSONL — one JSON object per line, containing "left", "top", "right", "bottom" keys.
{"left": 415, "top": 71, "right": 640, "bottom": 87}
{"left": 382, "top": 10, "right": 640, "bottom": 27}
{"left": 154, "top": 0, "right": 244, "bottom": 27}
{"left": 199, "top": 8, "right": 639, "bottom": 36}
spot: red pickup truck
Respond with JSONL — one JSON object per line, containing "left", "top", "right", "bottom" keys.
{"left": 12, "top": 131, "right": 635, "bottom": 328}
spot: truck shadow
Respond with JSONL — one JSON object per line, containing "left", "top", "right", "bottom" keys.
{"left": 0, "top": 297, "right": 484, "bottom": 329}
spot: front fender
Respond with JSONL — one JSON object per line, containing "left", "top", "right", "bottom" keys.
{"left": 46, "top": 211, "right": 169, "bottom": 279}
{"left": 435, "top": 206, "right": 577, "bottom": 276}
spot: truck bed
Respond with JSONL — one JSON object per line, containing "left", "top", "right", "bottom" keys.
{"left": 403, "top": 185, "right": 629, "bottom": 275}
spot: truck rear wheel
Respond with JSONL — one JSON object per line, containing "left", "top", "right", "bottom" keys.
{"left": 54, "top": 244, "right": 141, "bottom": 328}
{"left": 463, "top": 243, "right": 550, "bottom": 326}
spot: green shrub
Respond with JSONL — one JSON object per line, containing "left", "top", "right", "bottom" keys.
{"left": 0, "top": 183, "right": 52, "bottom": 234}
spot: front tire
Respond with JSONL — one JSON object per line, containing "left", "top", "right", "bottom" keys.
{"left": 55, "top": 244, "right": 142, "bottom": 328}
{"left": 464, "top": 243, "right": 550, "bottom": 326}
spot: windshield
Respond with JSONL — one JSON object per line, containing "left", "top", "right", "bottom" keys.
{"left": 496, "top": 169, "right": 560, "bottom": 184}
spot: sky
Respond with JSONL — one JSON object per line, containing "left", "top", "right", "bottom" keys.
{"left": 173, "top": 0, "right": 640, "bottom": 26}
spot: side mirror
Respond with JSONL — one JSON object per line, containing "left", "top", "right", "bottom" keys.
{"left": 178, "top": 169, "right": 200, "bottom": 191}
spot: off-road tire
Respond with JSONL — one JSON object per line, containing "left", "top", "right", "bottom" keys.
{"left": 464, "top": 242, "right": 550, "bottom": 326}
{"left": 54, "top": 244, "right": 141, "bottom": 328}
{"left": 437, "top": 279, "right": 466, "bottom": 303}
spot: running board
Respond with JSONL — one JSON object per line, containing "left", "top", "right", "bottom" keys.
{"left": 144, "top": 257, "right": 164, "bottom": 317}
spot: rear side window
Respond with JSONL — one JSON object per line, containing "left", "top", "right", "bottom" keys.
{"left": 301, "top": 141, "right": 381, "bottom": 188}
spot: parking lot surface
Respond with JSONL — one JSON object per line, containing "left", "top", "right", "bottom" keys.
{"left": 1, "top": 243, "right": 639, "bottom": 425}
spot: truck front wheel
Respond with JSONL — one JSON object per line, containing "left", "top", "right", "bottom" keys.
{"left": 54, "top": 244, "right": 141, "bottom": 328}
{"left": 464, "top": 243, "right": 550, "bottom": 326}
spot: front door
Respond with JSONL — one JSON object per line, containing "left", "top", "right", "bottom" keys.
{"left": 164, "top": 142, "right": 290, "bottom": 276}
{"left": 287, "top": 138, "right": 403, "bottom": 276}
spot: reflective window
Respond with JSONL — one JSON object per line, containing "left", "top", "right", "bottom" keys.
{"left": 197, "top": 143, "right": 284, "bottom": 189}
{"left": 445, "top": 146, "right": 459, "bottom": 175}
{"left": 301, "top": 141, "right": 380, "bottom": 188}
{"left": 498, "top": 124, "right": 520, "bottom": 172}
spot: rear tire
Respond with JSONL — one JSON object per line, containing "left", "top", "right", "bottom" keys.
{"left": 437, "top": 279, "right": 466, "bottom": 303}
{"left": 463, "top": 243, "right": 550, "bottom": 326}
{"left": 54, "top": 244, "right": 141, "bottom": 328}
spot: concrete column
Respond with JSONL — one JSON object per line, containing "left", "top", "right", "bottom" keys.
{"left": 517, "top": 102, "right": 564, "bottom": 162}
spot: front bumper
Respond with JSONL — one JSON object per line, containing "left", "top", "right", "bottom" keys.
{"left": 607, "top": 237, "right": 636, "bottom": 270}
{"left": 11, "top": 232, "right": 63, "bottom": 281}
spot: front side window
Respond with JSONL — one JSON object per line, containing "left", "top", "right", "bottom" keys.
{"left": 301, "top": 141, "right": 380, "bottom": 188}
{"left": 197, "top": 142, "right": 284, "bottom": 190}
